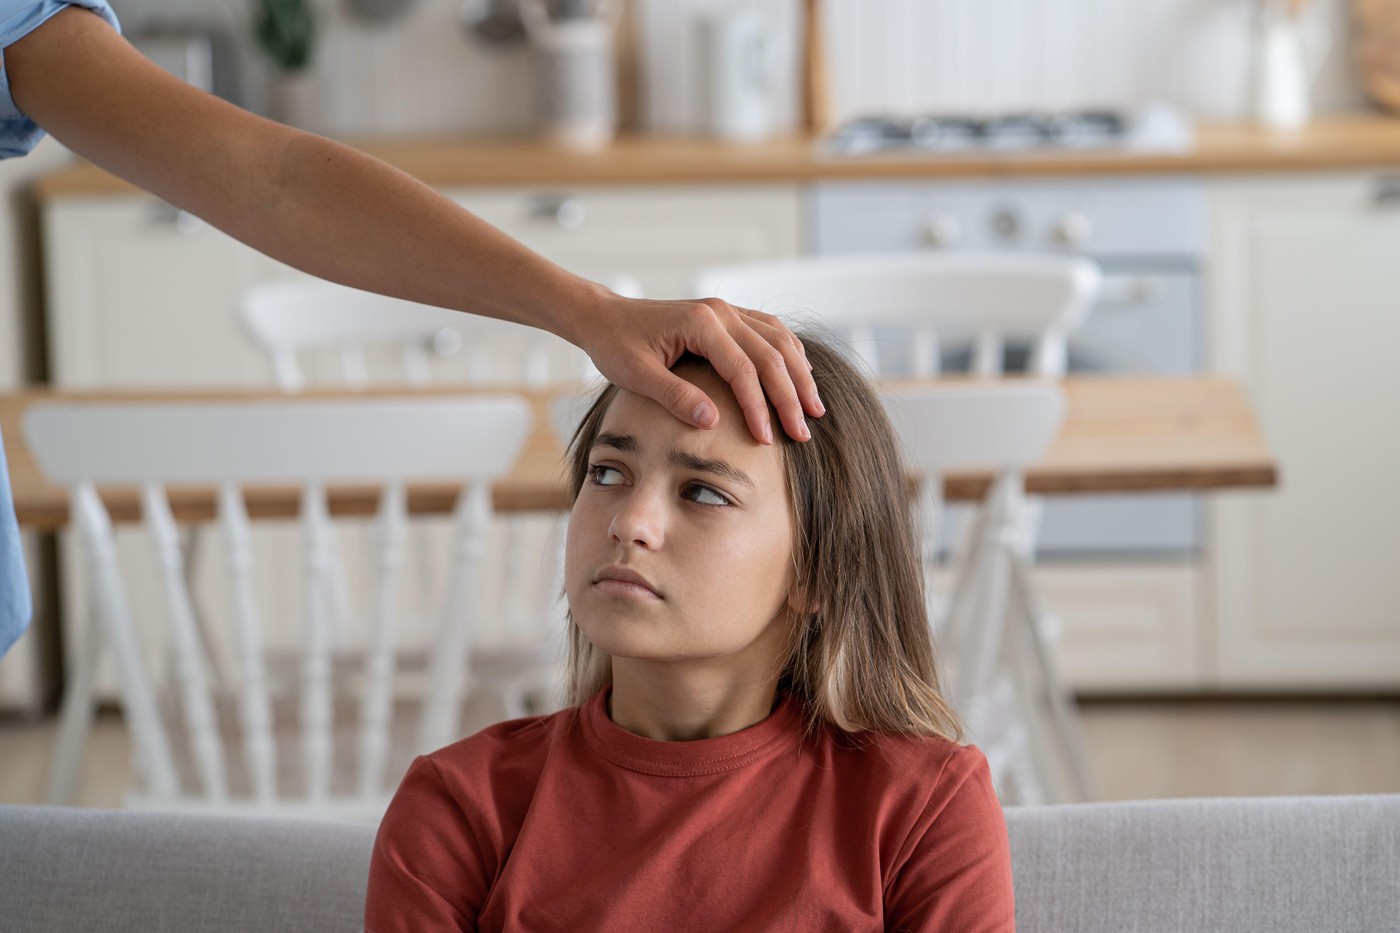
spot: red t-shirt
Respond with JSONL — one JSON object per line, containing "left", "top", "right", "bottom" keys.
{"left": 365, "top": 690, "right": 1014, "bottom": 932}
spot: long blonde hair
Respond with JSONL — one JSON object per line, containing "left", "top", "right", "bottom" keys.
{"left": 563, "top": 333, "right": 963, "bottom": 742}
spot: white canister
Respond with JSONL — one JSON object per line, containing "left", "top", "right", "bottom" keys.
{"left": 1251, "top": 4, "right": 1331, "bottom": 130}
{"left": 695, "top": 6, "right": 778, "bottom": 142}
{"left": 521, "top": 0, "right": 618, "bottom": 151}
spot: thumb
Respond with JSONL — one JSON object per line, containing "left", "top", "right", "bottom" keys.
{"left": 630, "top": 366, "right": 719, "bottom": 429}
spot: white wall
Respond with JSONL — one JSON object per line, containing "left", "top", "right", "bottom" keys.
{"left": 103, "top": 0, "right": 1367, "bottom": 139}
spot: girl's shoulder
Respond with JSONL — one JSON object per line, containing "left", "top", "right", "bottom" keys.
{"left": 821, "top": 727, "right": 991, "bottom": 789}
{"left": 423, "top": 704, "right": 583, "bottom": 786}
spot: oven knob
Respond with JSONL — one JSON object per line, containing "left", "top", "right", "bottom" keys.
{"left": 1052, "top": 211, "right": 1094, "bottom": 247}
{"left": 919, "top": 214, "right": 962, "bottom": 249}
{"left": 991, "top": 208, "right": 1021, "bottom": 241}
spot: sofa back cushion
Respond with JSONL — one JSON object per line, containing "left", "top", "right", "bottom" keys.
{"left": 2, "top": 794, "right": 1397, "bottom": 932}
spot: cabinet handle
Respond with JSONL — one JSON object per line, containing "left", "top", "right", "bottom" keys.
{"left": 528, "top": 194, "right": 586, "bottom": 229}
{"left": 1373, "top": 177, "right": 1400, "bottom": 209}
{"left": 149, "top": 202, "right": 204, "bottom": 234}
{"left": 1097, "top": 275, "right": 1161, "bottom": 307}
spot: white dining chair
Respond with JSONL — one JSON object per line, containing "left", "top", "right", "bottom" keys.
{"left": 239, "top": 277, "right": 611, "bottom": 392}
{"left": 696, "top": 252, "right": 1100, "bottom": 379}
{"left": 238, "top": 277, "right": 618, "bottom": 717}
{"left": 696, "top": 252, "right": 1101, "bottom": 803}
{"left": 881, "top": 383, "right": 1097, "bottom": 805}
{"left": 26, "top": 396, "right": 531, "bottom": 819}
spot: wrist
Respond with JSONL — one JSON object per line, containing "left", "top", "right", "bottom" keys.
{"left": 539, "top": 276, "right": 618, "bottom": 351}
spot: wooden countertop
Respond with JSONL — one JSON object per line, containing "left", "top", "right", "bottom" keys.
{"left": 2, "top": 376, "right": 1277, "bottom": 530}
{"left": 34, "top": 114, "right": 1400, "bottom": 199}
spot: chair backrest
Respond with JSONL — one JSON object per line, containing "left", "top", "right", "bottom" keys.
{"left": 879, "top": 382, "right": 1065, "bottom": 475}
{"left": 879, "top": 381, "right": 1064, "bottom": 562}
{"left": 240, "top": 279, "right": 595, "bottom": 391}
{"left": 695, "top": 252, "right": 1101, "bottom": 377}
{"left": 25, "top": 396, "right": 531, "bottom": 818}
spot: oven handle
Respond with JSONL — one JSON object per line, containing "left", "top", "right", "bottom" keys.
{"left": 1373, "top": 176, "right": 1400, "bottom": 209}
{"left": 1095, "top": 273, "right": 1162, "bottom": 307}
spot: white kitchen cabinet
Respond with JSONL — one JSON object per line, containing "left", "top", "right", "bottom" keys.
{"left": 445, "top": 184, "right": 803, "bottom": 301}
{"left": 1208, "top": 174, "right": 1400, "bottom": 689}
{"left": 1040, "top": 563, "right": 1203, "bottom": 693}
{"left": 43, "top": 198, "right": 287, "bottom": 387}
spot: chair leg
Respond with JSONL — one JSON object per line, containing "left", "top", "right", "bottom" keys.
{"left": 1008, "top": 551, "right": 1099, "bottom": 801}
{"left": 46, "top": 605, "right": 103, "bottom": 805}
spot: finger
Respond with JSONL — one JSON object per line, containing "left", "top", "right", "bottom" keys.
{"left": 619, "top": 354, "right": 721, "bottom": 430}
{"left": 738, "top": 309, "right": 825, "bottom": 422}
{"left": 686, "top": 303, "right": 777, "bottom": 444}
{"left": 726, "top": 315, "right": 811, "bottom": 444}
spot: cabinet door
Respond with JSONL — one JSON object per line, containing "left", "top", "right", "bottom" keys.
{"left": 1209, "top": 174, "right": 1400, "bottom": 688}
{"left": 445, "top": 184, "right": 802, "bottom": 299}
{"left": 43, "top": 197, "right": 286, "bottom": 387}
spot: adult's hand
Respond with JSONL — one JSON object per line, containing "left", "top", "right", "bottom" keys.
{"left": 574, "top": 293, "right": 824, "bottom": 445}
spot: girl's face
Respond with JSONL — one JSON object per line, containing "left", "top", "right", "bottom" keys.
{"left": 565, "top": 365, "right": 796, "bottom": 672}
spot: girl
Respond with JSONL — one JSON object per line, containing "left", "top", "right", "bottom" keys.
{"left": 366, "top": 335, "right": 1015, "bottom": 932}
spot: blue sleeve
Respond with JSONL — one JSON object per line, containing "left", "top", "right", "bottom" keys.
{"left": 0, "top": 0, "right": 121, "bottom": 159}
{"left": 0, "top": 426, "right": 31, "bottom": 658}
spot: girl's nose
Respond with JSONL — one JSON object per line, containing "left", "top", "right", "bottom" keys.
{"left": 608, "top": 488, "right": 666, "bottom": 549}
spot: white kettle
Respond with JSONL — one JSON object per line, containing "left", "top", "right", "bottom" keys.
{"left": 1252, "top": 1, "right": 1331, "bottom": 130}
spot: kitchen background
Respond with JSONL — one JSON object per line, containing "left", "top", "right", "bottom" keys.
{"left": 0, "top": 0, "right": 1373, "bottom": 385}
{"left": 2, "top": 0, "right": 1399, "bottom": 804}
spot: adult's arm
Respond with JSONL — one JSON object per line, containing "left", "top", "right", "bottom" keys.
{"left": 4, "top": 7, "right": 822, "bottom": 443}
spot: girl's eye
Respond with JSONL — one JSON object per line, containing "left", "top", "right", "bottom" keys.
{"left": 684, "top": 484, "right": 731, "bottom": 507}
{"left": 589, "top": 464, "right": 625, "bottom": 486}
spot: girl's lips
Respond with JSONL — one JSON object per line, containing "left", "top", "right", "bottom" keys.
{"left": 594, "top": 578, "right": 663, "bottom": 601}
{"left": 593, "top": 566, "right": 662, "bottom": 599}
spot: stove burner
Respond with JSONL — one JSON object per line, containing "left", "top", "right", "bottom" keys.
{"left": 829, "top": 110, "right": 1133, "bottom": 155}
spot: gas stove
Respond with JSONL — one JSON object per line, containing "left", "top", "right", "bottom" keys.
{"left": 824, "top": 102, "right": 1193, "bottom": 157}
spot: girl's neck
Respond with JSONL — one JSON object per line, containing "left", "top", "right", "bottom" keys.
{"left": 607, "top": 662, "right": 780, "bottom": 742}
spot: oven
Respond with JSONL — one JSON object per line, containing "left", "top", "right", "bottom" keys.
{"left": 807, "top": 176, "right": 1208, "bottom": 558}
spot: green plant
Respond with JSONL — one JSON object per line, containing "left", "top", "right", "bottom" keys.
{"left": 253, "top": 0, "right": 316, "bottom": 73}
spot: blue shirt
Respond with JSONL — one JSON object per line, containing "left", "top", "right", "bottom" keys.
{"left": 1, "top": 0, "right": 120, "bottom": 158}
{"left": 0, "top": 1, "right": 119, "bottom": 655}
{"left": 0, "top": 426, "right": 29, "bottom": 657}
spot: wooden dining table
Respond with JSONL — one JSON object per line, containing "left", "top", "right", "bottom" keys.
{"left": 1, "top": 375, "right": 1278, "bottom": 530}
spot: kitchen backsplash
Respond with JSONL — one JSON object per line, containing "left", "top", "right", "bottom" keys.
{"left": 108, "top": 0, "right": 1367, "bottom": 137}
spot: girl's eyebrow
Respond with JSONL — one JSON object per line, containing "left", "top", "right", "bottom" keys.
{"left": 593, "top": 432, "right": 756, "bottom": 489}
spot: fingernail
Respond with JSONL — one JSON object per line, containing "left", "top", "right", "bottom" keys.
{"left": 800, "top": 421, "right": 812, "bottom": 441}
{"left": 814, "top": 394, "right": 826, "bottom": 416}
{"left": 694, "top": 403, "right": 717, "bottom": 428}
{"left": 763, "top": 421, "right": 774, "bottom": 445}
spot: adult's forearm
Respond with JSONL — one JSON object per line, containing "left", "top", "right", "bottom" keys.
{"left": 6, "top": 7, "right": 602, "bottom": 343}
{"left": 208, "top": 130, "right": 606, "bottom": 341}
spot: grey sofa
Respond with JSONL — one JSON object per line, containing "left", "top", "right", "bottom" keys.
{"left": 2, "top": 795, "right": 1397, "bottom": 932}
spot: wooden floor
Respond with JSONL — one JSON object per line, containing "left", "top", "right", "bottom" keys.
{"left": 3, "top": 698, "right": 1398, "bottom": 808}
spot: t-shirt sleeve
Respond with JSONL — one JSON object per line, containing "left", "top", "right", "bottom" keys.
{"left": 0, "top": 0, "right": 121, "bottom": 159}
{"left": 883, "top": 744, "right": 1016, "bottom": 933}
{"left": 364, "top": 755, "right": 492, "bottom": 933}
